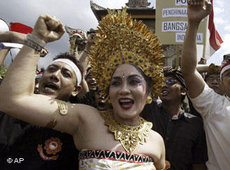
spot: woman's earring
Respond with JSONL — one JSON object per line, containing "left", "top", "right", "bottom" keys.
{"left": 146, "top": 96, "right": 152, "bottom": 104}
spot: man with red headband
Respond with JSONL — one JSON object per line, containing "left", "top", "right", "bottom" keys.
{"left": 181, "top": 0, "right": 230, "bottom": 169}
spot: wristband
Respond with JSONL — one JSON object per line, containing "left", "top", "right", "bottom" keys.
{"left": 27, "top": 34, "right": 46, "bottom": 47}
{"left": 24, "top": 34, "right": 48, "bottom": 57}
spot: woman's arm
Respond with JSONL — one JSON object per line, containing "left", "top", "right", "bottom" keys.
{"left": 0, "top": 31, "right": 26, "bottom": 44}
{"left": 154, "top": 133, "right": 166, "bottom": 170}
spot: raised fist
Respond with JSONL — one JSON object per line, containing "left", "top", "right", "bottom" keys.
{"left": 32, "top": 15, "right": 65, "bottom": 43}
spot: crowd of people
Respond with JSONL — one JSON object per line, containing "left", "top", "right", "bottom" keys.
{"left": 0, "top": 0, "right": 229, "bottom": 170}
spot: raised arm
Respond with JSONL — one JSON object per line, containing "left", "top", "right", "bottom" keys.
{"left": 77, "top": 33, "right": 96, "bottom": 96}
{"left": 0, "top": 31, "right": 26, "bottom": 44}
{"left": 181, "top": 0, "right": 212, "bottom": 98}
{"left": 0, "top": 15, "right": 89, "bottom": 135}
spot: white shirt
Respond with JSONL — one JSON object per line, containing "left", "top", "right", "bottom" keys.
{"left": 191, "top": 84, "right": 230, "bottom": 170}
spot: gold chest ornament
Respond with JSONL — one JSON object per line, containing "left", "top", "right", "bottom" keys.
{"left": 100, "top": 111, "right": 152, "bottom": 153}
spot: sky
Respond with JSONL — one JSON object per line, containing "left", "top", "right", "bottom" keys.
{"left": 0, "top": 0, "right": 229, "bottom": 68}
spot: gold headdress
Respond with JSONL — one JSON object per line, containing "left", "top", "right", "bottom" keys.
{"left": 89, "top": 8, "right": 164, "bottom": 99}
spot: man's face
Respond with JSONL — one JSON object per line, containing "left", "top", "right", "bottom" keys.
{"left": 38, "top": 61, "right": 80, "bottom": 101}
{"left": 70, "top": 33, "right": 87, "bottom": 52}
{"left": 95, "top": 89, "right": 109, "bottom": 111}
{"left": 221, "top": 69, "right": 230, "bottom": 97}
{"left": 85, "top": 73, "right": 97, "bottom": 92}
{"left": 160, "top": 76, "right": 185, "bottom": 103}
{"left": 206, "top": 74, "right": 224, "bottom": 95}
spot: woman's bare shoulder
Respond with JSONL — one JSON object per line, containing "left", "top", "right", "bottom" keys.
{"left": 149, "top": 130, "right": 164, "bottom": 143}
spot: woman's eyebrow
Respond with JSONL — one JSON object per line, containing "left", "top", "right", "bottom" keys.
{"left": 111, "top": 76, "right": 121, "bottom": 80}
{"left": 127, "top": 74, "right": 143, "bottom": 80}
{"left": 111, "top": 74, "right": 143, "bottom": 81}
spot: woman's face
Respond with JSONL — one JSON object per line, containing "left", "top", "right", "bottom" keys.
{"left": 109, "top": 64, "right": 148, "bottom": 125}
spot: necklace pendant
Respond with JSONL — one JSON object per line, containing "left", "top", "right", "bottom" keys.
{"left": 100, "top": 111, "right": 152, "bottom": 153}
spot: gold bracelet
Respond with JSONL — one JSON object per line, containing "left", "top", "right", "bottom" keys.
{"left": 57, "top": 100, "right": 68, "bottom": 115}
{"left": 46, "top": 100, "right": 68, "bottom": 128}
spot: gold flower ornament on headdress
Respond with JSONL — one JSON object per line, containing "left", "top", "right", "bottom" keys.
{"left": 89, "top": 8, "right": 165, "bottom": 99}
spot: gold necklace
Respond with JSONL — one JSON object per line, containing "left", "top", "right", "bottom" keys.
{"left": 100, "top": 111, "right": 152, "bottom": 153}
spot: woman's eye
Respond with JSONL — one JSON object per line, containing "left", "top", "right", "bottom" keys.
{"left": 111, "top": 81, "right": 120, "bottom": 86}
{"left": 129, "top": 79, "right": 141, "bottom": 85}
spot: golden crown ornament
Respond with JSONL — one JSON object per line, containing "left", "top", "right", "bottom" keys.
{"left": 89, "top": 8, "right": 165, "bottom": 99}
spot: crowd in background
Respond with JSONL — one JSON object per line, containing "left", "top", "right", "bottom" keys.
{"left": 0, "top": 1, "right": 229, "bottom": 170}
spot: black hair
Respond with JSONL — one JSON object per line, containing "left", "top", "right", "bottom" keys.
{"left": 53, "top": 52, "right": 83, "bottom": 85}
{"left": 164, "top": 67, "right": 186, "bottom": 88}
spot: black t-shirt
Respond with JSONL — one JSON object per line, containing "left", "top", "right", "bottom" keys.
{"left": 0, "top": 112, "right": 79, "bottom": 170}
{"left": 142, "top": 102, "right": 208, "bottom": 170}
{"left": 70, "top": 91, "right": 96, "bottom": 107}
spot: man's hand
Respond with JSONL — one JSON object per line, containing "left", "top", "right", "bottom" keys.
{"left": 187, "top": 0, "right": 212, "bottom": 24}
{"left": 32, "top": 15, "right": 65, "bottom": 43}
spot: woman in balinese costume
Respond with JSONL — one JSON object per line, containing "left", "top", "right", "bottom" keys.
{"left": 0, "top": 8, "right": 168, "bottom": 170}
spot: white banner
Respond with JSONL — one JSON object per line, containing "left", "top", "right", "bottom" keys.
{"left": 162, "top": 21, "right": 188, "bottom": 32}
{"left": 176, "top": 33, "right": 203, "bottom": 43}
{"left": 162, "top": 8, "right": 187, "bottom": 18}
{"left": 175, "top": 0, "right": 188, "bottom": 6}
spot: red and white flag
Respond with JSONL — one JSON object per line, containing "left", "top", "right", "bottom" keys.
{"left": 9, "top": 22, "right": 33, "bottom": 34}
{"left": 208, "top": 0, "right": 223, "bottom": 52}
{"left": 0, "top": 21, "right": 33, "bottom": 50}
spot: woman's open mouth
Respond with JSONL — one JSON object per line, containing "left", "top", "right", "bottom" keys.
{"left": 119, "top": 98, "right": 134, "bottom": 110}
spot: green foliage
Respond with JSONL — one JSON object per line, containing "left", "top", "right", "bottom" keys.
{"left": 0, "top": 65, "right": 8, "bottom": 78}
